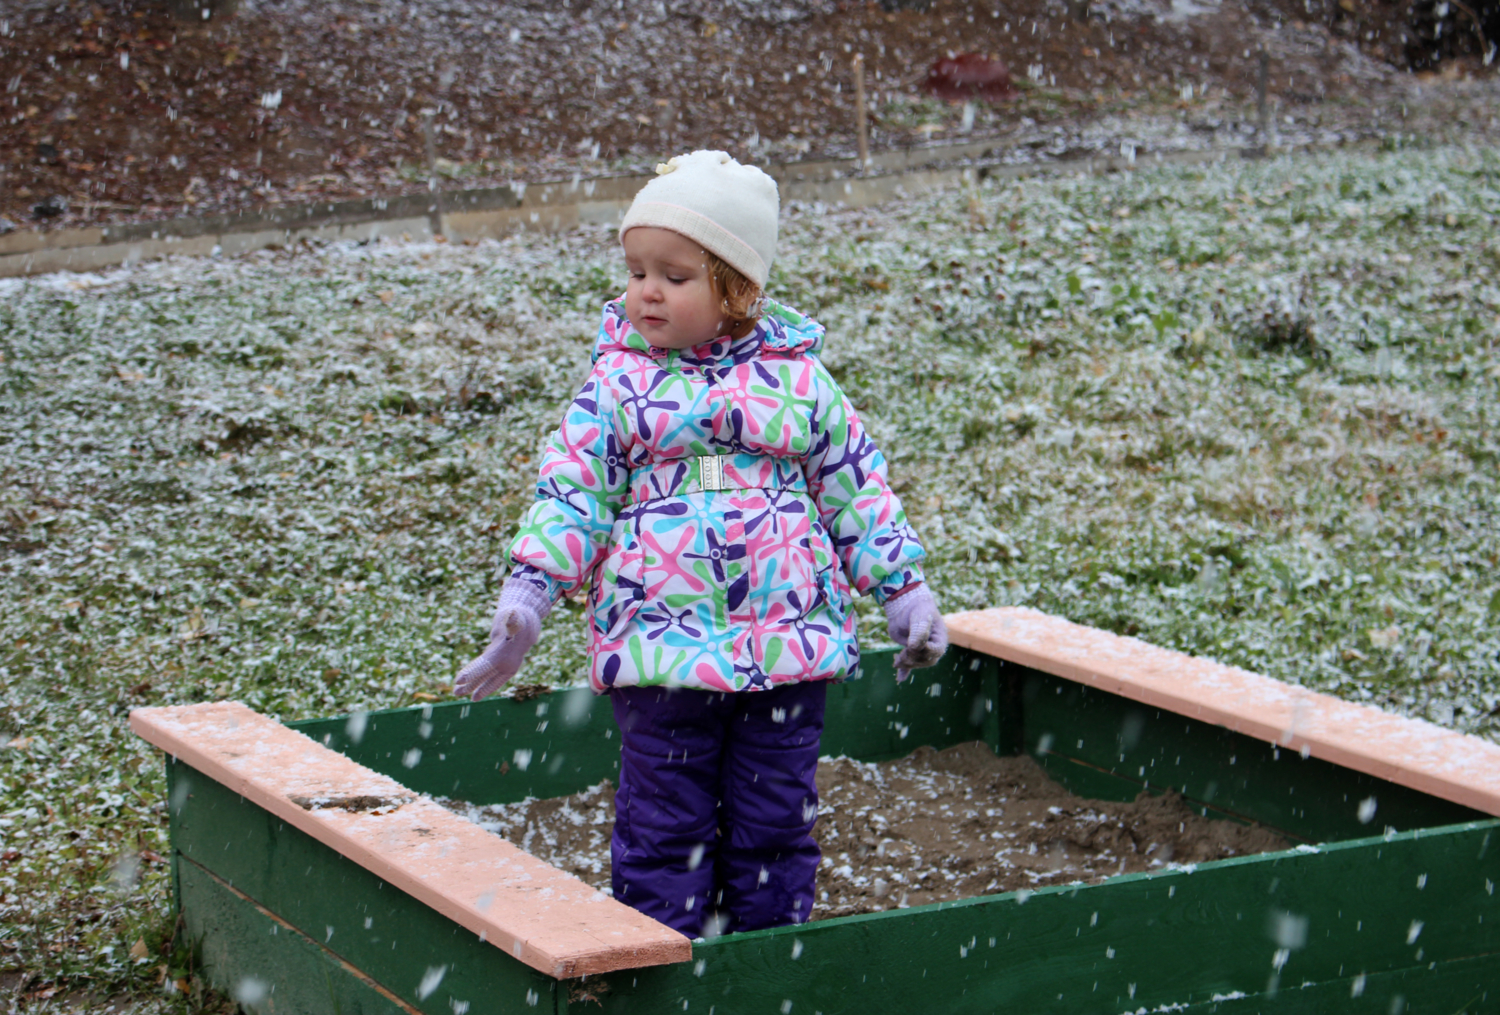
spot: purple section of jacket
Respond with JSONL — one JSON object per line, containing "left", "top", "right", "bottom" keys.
{"left": 609, "top": 681, "right": 826, "bottom": 937}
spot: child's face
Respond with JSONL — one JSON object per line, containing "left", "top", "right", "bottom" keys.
{"left": 622, "top": 227, "right": 725, "bottom": 350}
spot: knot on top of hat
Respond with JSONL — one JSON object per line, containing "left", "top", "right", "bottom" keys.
{"left": 655, "top": 159, "right": 679, "bottom": 175}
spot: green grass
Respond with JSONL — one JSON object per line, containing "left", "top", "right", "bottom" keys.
{"left": 1, "top": 140, "right": 1498, "bottom": 1010}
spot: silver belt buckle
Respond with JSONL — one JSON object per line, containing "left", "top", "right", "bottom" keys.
{"left": 698, "top": 454, "right": 728, "bottom": 492}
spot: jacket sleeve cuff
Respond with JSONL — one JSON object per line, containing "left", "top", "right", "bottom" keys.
{"left": 507, "top": 562, "right": 565, "bottom": 604}
{"left": 871, "top": 568, "right": 925, "bottom": 606}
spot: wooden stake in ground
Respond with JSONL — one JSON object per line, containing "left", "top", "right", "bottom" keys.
{"left": 853, "top": 54, "right": 870, "bottom": 173}
{"left": 1256, "top": 49, "right": 1270, "bottom": 153}
{"left": 1445, "top": 0, "right": 1493, "bottom": 64}
{"left": 422, "top": 111, "right": 444, "bottom": 238}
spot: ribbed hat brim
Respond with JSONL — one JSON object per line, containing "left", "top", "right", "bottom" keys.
{"left": 619, "top": 200, "right": 769, "bottom": 289}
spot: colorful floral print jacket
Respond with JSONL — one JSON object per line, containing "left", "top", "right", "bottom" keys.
{"left": 506, "top": 298, "right": 926, "bottom": 693}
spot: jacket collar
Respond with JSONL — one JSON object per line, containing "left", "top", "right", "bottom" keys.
{"left": 592, "top": 297, "right": 825, "bottom": 366}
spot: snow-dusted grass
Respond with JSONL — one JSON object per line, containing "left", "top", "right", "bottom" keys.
{"left": 1, "top": 140, "right": 1498, "bottom": 1006}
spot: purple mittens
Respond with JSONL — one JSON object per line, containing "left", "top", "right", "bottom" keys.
{"left": 453, "top": 578, "right": 553, "bottom": 701}
{"left": 883, "top": 583, "right": 949, "bottom": 683}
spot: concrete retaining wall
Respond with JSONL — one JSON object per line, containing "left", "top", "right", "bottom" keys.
{"left": 0, "top": 140, "right": 1289, "bottom": 279}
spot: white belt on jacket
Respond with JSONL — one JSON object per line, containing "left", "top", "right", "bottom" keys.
{"left": 625, "top": 453, "right": 809, "bottom": 505}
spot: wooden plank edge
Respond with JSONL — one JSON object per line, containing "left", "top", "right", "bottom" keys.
{"left": 946, "top": 607, "right": 1500, "bottom": 817}
{"left": 130, "top": 705, "right": 692, "bottom": 978}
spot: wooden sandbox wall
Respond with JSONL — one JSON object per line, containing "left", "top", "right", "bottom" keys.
{"left": 133, "top": 608, "right": 1500, "bottom": 1014}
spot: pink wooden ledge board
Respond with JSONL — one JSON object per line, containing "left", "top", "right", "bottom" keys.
{"left": 129, "top": 701, "right": 691, "bottom": 978}
{"left": 946, "top": 607, "right": 1500, "bottom": 818}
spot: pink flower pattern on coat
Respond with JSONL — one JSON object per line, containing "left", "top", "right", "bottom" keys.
{"left": 508, "top": 299, "right": 926, "bottom": 692}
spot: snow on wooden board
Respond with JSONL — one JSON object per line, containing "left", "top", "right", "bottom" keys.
{"left": 947, "top": 607, "right": 1500, "bottom": 817}
{"left": 128, "top": 701, "right": 691, "bottom": 978}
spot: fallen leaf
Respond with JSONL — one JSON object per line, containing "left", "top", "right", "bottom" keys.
{"left": 1367, "top": 626, "right": 1400, "bottom": 650}
{"left": 178, "top": 609, "right": 208, "bottom": 642}
{"left": 129, "top": 938, "right": 150, "bottom": 960}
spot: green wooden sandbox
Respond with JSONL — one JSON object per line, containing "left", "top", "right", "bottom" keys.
{"left": 132, "top": 608, "right": 1500, "bottom": 1014}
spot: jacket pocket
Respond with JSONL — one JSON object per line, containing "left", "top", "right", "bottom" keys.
{"left": 591, "top": 527, "right": 646, "bottom": 642}
{"left": 596, "top": 584, "right": 644, "bottom": 641}
{"left": 808, "top": 521, "right": 850, "bottom": 623}
{"left": 814, "top": 564, "right": 849, "bottom": 624}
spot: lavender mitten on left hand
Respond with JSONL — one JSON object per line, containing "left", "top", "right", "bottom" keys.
{"left": 883, "top": 583, "right": 949, "bottom": 683}
{"left": 454, "top": 578, "right": 553, "bottom": 701}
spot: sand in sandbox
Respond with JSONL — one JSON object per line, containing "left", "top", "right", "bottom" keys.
{"left": 438, "top": 742, "right": 1289, "bottom": 921}
{"left": 811, "top": 743, "right": 1289, "bottom": 917}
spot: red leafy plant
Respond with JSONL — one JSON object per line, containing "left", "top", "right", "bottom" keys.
{"left": 924, "top": 52, "right": 1019, "bottom": 102}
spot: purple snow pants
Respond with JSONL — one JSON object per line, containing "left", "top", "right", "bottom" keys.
{"left": 609, "top": 680, "right": 827, "bottom": 939}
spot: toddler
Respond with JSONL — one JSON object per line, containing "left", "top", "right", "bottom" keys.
{"left": 455, "top": 150, "right": 948, "bottom": 938}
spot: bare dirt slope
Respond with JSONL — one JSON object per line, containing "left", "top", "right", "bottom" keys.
{"left": 3, "top": 0, "right": 1495, "bottom": 234}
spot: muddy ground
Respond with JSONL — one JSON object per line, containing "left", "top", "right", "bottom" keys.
{"left": 3, "top": 0, "right": 1497, "bottom": 234}
{"left": 439, "top": 741, "right": 1289, "bottom": 923}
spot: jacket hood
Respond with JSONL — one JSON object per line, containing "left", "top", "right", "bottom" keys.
{"left": 592, "top": 297, "right": 825, "bottom": 363}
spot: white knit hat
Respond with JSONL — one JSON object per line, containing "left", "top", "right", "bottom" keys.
{"left": 618, "top": 150, "right": 779, "bottom": 290}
